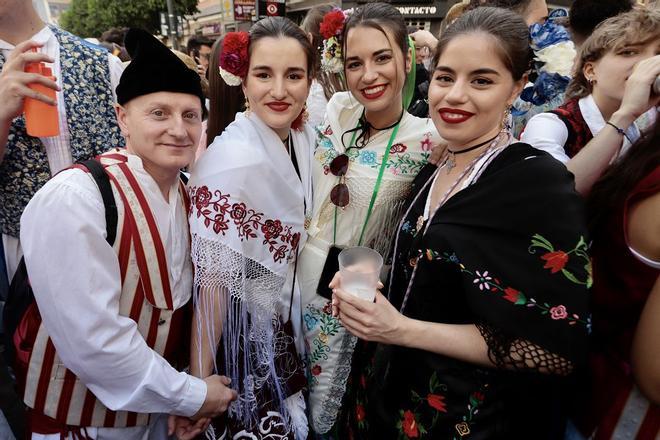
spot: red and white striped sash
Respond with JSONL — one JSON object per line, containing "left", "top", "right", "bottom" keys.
{"left": 594, "top": 383, "right": 660, "bottom": 440}
{"left": 23, "top": 150, "right": 190, "bottom": 428}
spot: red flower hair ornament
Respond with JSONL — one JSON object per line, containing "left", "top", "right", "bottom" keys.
{"left": 319, "top": 8, "right": 351, "bottom": 73}
{"left": 218, "top": 31, "right": 250, "bottom": 86}
{"left": 319, "top": 9, "right": 346, "bottom": 39}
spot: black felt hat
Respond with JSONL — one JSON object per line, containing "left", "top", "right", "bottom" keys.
{"left": 116, "top": 28, "right": 204, "bottom": 106}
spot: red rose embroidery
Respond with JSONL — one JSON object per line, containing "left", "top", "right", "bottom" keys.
{"left": 311, "top": 364, "right": 322, "bottom": 376}
{"left": 262, "top": 219, "right": 283, "bottom": 240}
{"left": 230, "top": 202, "right": 247, "bottom": 222}
{"left": 319, "top": 10, "right": 345, "bottom": 39}
{"left": 356, "top": 404, "right": 366, "bottom": 422}
{"left": 471, "top": 391, "right": 485, "bottom": 402}
{"left": 390, "top": 143, "right": 407, "bottom": 154}
{"left": 213, "top": 218, "right": 229, "bottom": 234}
{"left": 550, "top": 305, "right": 568, "bottom": 320}
{"left": 427, "top": 394, "right": 447, "bottom": 412}
{"left": 503, "top": 287, "right": 521, "bottom": 303}
{"left": 322, "top": 301, "right": 333, "bottom": 315}
{"left": 541, "top": 251, "right": 569, "bottom": 273}
{"left": 194, "top": 186, "right": 212, "bottom": 210}
{"left": 402, "top": 410, "right": 419, "bottom": 438}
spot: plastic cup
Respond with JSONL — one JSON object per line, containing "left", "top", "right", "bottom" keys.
{"left": 338, "top": 246, "right": 383, "bottom": 301}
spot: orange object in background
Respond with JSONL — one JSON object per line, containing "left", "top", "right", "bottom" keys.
{"left": 24, "top": 56, "right": 59, "bottom": 137}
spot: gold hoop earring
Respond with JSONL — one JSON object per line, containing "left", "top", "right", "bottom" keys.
{"left": 244, "top": 97, "right": 251, "bottom": 116}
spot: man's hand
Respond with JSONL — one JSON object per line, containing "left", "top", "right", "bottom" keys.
{"left": 0, "top": 40, "right": 59, "bottom": 125}
{"left": 193, "top": 375, "right": 238, "bottom": 419}
{"left": 168, "top": 415, "right": 211, "bottom": 440}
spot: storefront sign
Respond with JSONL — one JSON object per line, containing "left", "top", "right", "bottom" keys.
{"left": 258, "top": 0, "right": 285, "bottom": 19}
{"left": 396, "top": 4, "right": 443, "bottom": 18}
{"left": 222, "top": 0, "right": 235, "bottom": 21}
{"left": 234, "top": 0, "right": 256, "bottom": 21}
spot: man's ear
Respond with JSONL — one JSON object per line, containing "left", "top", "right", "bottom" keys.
{"left": 115, "top": 104, "right": 129, "bottom": 138}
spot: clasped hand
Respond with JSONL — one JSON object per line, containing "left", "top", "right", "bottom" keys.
{"left": 168, "top": 374, "right": 238, "bottom": 440}
{"left": 330, "top": 272, "right": 408, "bottom": 345}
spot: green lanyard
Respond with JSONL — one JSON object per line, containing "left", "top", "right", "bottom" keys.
{"left": 332, "top": 121, "right": 401, "bottom": 246}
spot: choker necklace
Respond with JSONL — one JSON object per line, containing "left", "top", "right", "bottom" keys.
{"left": 342, "top": 109, "right": 404, "bottom": 150}
{"left": 445, "top": 134, "right": 499, "bottom": 173}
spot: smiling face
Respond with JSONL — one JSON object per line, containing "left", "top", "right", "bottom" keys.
{"left": 428, "top": 33, "right": 524, "bottom": 149}
{"left": 344, "top": 25, "right": 411, "bottom": 123}
{"left": 117, "top": 91, "right": 202, "bottom": 176}
{"left": 587, "top": 38, "right": 660, "bottom": 105}
{"left": 242, "top": 36, "right": 310, "bottom": 140}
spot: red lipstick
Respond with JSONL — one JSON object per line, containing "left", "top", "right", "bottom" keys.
{"left": 266, "top": 101, "right": 290, "bottom": 112}
{"left": 438, "top": 107, "right": 475, "bottom": 124}
{"left": 361, "top": 84, "right": 387, "bottom": 100}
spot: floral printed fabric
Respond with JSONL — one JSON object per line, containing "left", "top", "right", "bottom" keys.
{"left": 0, "top": 27, "right": 122, "bottom": 237}
{"left": 315, "top": 125, "right": 434, "bottom": 178}
{"left": 301, "top": 91, "right": 442, "bottom": 435}
{"left": 189, "top": 185, "right": 301, "bottom": 263}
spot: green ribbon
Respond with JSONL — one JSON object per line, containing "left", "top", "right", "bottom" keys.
{"left": 402, "top": 35, "right": 417, "bottom": 110}
{"left": 332, "top": 121, "right": 402, "bottom": 246}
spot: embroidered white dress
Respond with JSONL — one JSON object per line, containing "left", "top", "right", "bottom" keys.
{"left": 299, "top": 91, "right": 441, "bottom": 434}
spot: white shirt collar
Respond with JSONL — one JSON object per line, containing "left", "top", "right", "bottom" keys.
{"left": 126, "top": 152, "right": 181, "bottom": 205}
{"left": 577, "top": 95, "right": 605, "bottom": 136}
{"left": 0, "top": 25, "right": 53, "bottom": 51}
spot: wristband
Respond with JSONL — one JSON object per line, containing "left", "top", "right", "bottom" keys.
{"left": 605, "top": 121, "right": 632, "bottom": 144}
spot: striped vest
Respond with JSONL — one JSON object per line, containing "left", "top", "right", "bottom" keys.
{"left": 21, "top": 151, "right": 190, "bottom": 428}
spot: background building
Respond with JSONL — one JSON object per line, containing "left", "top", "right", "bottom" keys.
{"left": 47, "top": 0, "right": 71, "bottom": 24}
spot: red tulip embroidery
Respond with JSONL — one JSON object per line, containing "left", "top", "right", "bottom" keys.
{"left": 541, "top": 251, "right": 569, "bottom": 273}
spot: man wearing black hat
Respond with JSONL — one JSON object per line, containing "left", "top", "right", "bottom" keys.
{"left": 17, "top": 29, "right": 234, "bottom": 440}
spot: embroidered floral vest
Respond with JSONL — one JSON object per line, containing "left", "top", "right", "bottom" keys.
{"left": 0, "top": 26, "right": 123, "bottom": 238}
{"left": 549, "top": 98, "right": 593, "bottom": 159}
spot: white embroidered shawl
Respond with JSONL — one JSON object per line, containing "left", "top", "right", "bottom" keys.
{"left": 188, "top": 112, "right": 314, "bottom": 438}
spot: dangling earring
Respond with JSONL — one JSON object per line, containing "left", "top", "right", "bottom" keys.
{"left": 244, "top": 97, "right": 251, "bottom": 117}
{"left": 588, "top": 77, "right": 596, "bottom": 86}
{"left": 291, "top": 103, "right": 309, "bottom": 131}
{"left": 501, "top": 105, "right": 512, "bottom": 132}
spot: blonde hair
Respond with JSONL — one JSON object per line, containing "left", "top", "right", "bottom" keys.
{"left": 171, "top": 49, "right": 210, "bottom": 98}
{"left": 566, "top": 6, "right": 660, "bottom": 100}
{"left": 440, "top": 1, "right": 471, "bottom": 34}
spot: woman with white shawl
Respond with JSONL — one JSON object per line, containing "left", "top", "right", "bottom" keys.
{"left": 187, "top": 17, "right": 316, "bottom": 440}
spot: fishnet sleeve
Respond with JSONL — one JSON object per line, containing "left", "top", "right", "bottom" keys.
{"left": 476, "top": 323, "right": 574, "bottom": 376}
